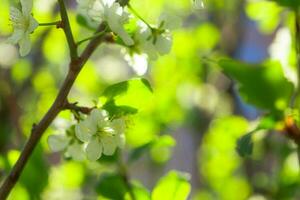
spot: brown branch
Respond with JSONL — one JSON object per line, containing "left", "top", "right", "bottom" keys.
{"left": 57, "top": 0, "right": 78, "bottom": 61}
{"left": 0, "top": 20, "right": 107, "bottom": 200}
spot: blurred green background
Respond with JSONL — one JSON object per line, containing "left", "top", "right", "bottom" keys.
{"left": 1, "top": 0, "right": 300, "bottom": 199}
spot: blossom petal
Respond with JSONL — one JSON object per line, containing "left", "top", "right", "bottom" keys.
{"left": 75, "top": 120, "right": 95, "bottom": 142}
{"left": 158, "top": 13, "right": 182, "bottom": 30}
{"left": 155, "top": 34, "right": 172, "bottom": 55}
{"left": 10, "top": 7, "right": 23, "bottom": 23}
{"left": 112, "top": 27, "right": 134, "bottom": 46}
{"left": 116, "top": 134, "right": 126, "bottom": 149}
{"left": 104, "top": 3, "right": 134, "bottom": 46}
{"left": 28, "top": 15, "right": 39, "bottom": 33}
{"left": 21, "top": 0, "right": 33, "bottom": 16}
{"left": 87, "top": 0, "right": 105, "bottom": 22}
{"left": 143, "top": 41, "right": 158, "bottom": 60}
{"left": 18, "top": 33, "right": 31, "bottom": 56}
{"left": 101, "top": 136, "right": 117, "bottom": 155}
{"left": 86, "top": 139, "right": 103, "bottom": 161}
{"left": 48, "top": 134, "right": 69, "bottom": 152}
{"left": 7, "top": 29, "right": 24, "bottom": 44}
{"left": 90, "top": 109, "right": 109, "bottom": 128}
{"left": 67, "top": 143, "right": 85, "bottom": 161}
{"left": 111, "top": 118, "right": 125, "bottom": 134}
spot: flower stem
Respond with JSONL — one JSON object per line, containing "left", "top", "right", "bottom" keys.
{"left": 128, "top": 4, "right": 153, "bottom": 30}
{"left": 76, "top": 27, "right": 108, "bottom": 46}
{"left": 39, "top": 21, "right": 61, "bottom": 26}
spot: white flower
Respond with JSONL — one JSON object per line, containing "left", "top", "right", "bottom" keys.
{"left": 75, "top": 109, "right": 126, "bottom": 161}
{"left": 133, "top": 13, "right": 181, "bottom": 60}
{"left": 7, "top": 0, "right": 39, "bottom": 56}
{"left": 192, "top": 0, "right": 206, "bottom": 9}
{"left": 48, "top": 126, "right": 86, "bottom": 161}
{"left": 124, "top": 53, "right": 148, "bottom": 75}
{"left": 78, "top": 0, "right": 134, "bottom": 46}
{"left": 48, "top": 134, "right": 70, "bottom": 152}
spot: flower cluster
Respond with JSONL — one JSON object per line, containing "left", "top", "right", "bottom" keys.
{"left": 7, "top": 0, "right": 38, "bottom": 56}
{"left": 48, "top": 109, "right": 125, "bottom": 161}
{"left": 77, "top": 0, "right": 134, "bottom": 46}
{"left": 8, "top": 0, "right": 181, "bottom": 59}
{"left": 77, "top": 0, "right": 181, "bottom": 60}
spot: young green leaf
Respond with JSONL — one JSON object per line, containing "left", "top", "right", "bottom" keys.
{"left": 124, "top": 182, "right": 151, "bottom": 200}
{"left": 102, "top": 78, "right": 153, "bottom": 100}
{"left": 218, "top": 59, "right": 294, "bottom": 116}
{"left": 101, "top": 78, "right": 153, "bottom": 116}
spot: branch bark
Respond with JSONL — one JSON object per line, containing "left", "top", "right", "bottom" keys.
{"left": 0, "top": 3, "right": 107, "bottom": 198}
{"left": 57, "top": 0, "right": 78, "bottom": 61}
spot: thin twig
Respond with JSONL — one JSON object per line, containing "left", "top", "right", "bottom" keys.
{"left": 63, "top": 101, "right": 94, "bottom": 115}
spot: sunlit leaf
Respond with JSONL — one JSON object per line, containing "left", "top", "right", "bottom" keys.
{"left": 101, "top": 78, "right": 153, "bottom": 116}
{"left": 152, "top": 171, "right": 191, "bottom": 200}
{"left": 219, "top": 59, "right": 294, "bottom": 116}
{"left": 125, "top": 182, "right": 151, "bottom": 200}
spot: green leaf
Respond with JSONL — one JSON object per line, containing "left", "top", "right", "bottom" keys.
{"left": 236, "top": 132, "right": 253, "bottom": 157}
{"left": 218, "top": 59, "right": 294, "bottom": 116}
{"left": 101, "top": 78, "right": 153, "bottom": 116}
{"left": 152, "top": 171, "right": 191, "bottom": 200}
{"left": 102, "top": 78, "right": 153, "bottom": 100}
{"left": 271, "top": 0, "right": 300, "bottom": 8}
{"left": 95, "top": 173, "right": 127, "bottom": 200}
{"left": 125, "top": 182, "right": 151, "bottom": 200}
{"left": 236, "top": 116, "right": 277, "bottom": 158}
{"left": 102, "top": 100, "right": 138, "bottom": 119}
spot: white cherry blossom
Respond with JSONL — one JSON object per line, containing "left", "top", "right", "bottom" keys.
{"left": 78, "top": 0, "right": 134, "bottom": 46}
{"left": 7, "top": 0, "right": 39, "bottom": 56}
{"left": 75, "top": 109, "right": 126, "bottom": 161}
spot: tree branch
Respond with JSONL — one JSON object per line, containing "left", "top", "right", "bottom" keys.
{"left": 57, "top": 0, "right": 78, "bottom": 61}
{"left": 0, "top": 23, "right": 107, "bottom": 200}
